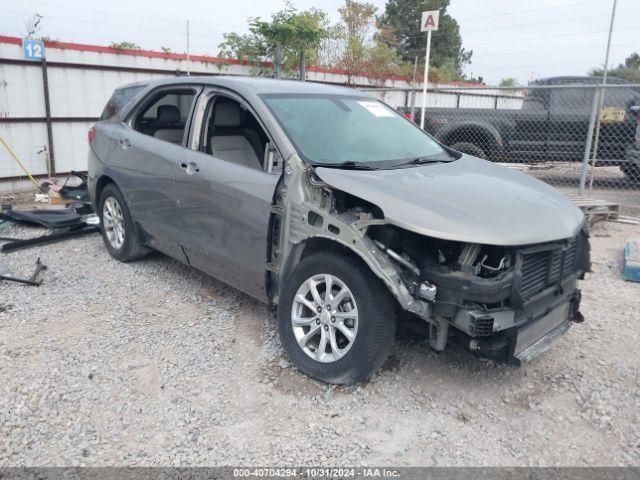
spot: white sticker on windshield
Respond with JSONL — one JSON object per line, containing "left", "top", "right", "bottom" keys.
{"left": 357, "top": 101, "right": 395, "bottom": 117}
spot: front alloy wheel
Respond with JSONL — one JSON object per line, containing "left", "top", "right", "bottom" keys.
{"left": 291, "top": 274, "right": 359, "bottom": 363}
{"left": 279, "top": 253, "right": 396, "bottom": 384}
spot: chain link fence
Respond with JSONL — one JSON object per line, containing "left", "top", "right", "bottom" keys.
{"left": 361, "top": 82, "right": 640, "bottom": 216}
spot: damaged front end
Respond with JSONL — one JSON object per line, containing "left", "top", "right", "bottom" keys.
{"left": 371, "top": 223, "right": 590, "bottom": 364}
{"left": 269, "top": 155, "right": 590, "bottom": 365}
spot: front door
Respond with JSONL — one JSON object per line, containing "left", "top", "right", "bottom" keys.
{"left": 175, "top": 91, "right": 280, "bottom": 301}
{"left": 509, "top": 89, "right": 549, "bottom": 161}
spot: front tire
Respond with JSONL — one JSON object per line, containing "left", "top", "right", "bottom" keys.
{"left": 98, "top": 183, "right": 147, "bottom": 262}
{"left": 278, "top": 253, "right": 396, "bottom": 384}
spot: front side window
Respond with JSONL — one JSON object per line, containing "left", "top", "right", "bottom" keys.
{"left": 198, "top": 95, "right": 270, "bottom": 171}
{"left": 133, "top": 89, "right": 195, "bottom": 144}
{"left": 262, "top": 94, "right": 448, "bottom": 168}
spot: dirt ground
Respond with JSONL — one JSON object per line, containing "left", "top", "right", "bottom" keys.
{"left": 0, "top": 208, "right": 639, "bottom": 466}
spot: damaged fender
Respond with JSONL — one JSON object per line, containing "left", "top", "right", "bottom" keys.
{"left": 269, "top": 154, "right": 431, "bottom": 320}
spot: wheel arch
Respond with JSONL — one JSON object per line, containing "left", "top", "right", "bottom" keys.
{"left": 441, "top": 122, "right": 504, "bottom": 156}
{"left": 94, "top": 174, "right": 117, "bottom": 206}
{"left": 272, "top": 234, "right": 403, "bottom": 312}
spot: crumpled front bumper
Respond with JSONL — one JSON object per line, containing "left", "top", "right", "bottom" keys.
{"left": 453, "top": 288, "right": 583, "bottom": 364}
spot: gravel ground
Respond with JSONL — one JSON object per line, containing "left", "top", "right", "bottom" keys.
{"left": 508, "top": 162, "right": 640, "bottom": 216}
{"left": 0, "top": 219, "right": 639, "bottom": 467}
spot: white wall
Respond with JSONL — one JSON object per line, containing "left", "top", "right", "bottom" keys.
{"left": 0, "top": 36, "right": 522, "bottom": 192}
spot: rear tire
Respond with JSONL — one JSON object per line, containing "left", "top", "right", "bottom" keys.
{"left": 278, "top": 253, "right": 396, "bottom": 384}
{"left": 98, "top": 183, "right": 148, "bottom": 262}
{"left": 450, "top": 141, "right": 486, "bottom": 159}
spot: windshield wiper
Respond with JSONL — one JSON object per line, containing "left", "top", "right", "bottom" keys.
{"left": 392, "top": 155, "right": 451, "bottom": 168}
{"left": 314, "top": 161, "right": 376, "bottom": 170}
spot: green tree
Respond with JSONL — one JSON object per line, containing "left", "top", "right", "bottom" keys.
{"left": 218, "top": 2, "right": 330, "bottom": 80}
{"left": 499, "top": 77, "right": 518, "bottom": 87}
{"left": 590, "top": 52, "right": 640, "bottom": 83}
{"left": 327, "top": 0, "right": 412, "bottom": 85}
{"left": 376, "top": 0, "right": 472, "bottom": 80}
{"left": 362, "top": 41, "right": 412, "bottom": 86}
{"left": 109, "top": 41, "right": 141, "bottom": 50}
{"left": 336, "top": 0, "right": 377, "bottom": 81}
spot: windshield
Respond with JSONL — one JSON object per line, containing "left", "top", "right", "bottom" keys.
{"left": 262, "top": 94, "right": 448, "bottom": 167}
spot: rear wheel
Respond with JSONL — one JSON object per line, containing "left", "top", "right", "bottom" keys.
{"left": 621, "top": 163, "right": 640, "bottom": 184}
{"left": 278, "top": 253, "right": 396, "bottom": 384}
{"left": 98, "top": 183, "right": 148, "bottom": 262}
{"left": 450, "top": 141, "right": 486, "bottom": 159}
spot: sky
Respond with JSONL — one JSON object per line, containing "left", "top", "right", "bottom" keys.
{"left": 1, "top": 0, "right": 638, "bottom": 85}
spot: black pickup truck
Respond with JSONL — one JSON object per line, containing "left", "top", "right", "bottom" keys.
{"left": 410, "top": 76, "right": 640, "bottom": 182}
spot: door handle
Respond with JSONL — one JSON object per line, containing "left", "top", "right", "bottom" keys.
{"left": 119, "top": 138, "right": 130, "bottom": 149}
{"left": 180, "top": 161, "right": 200, "bottom": 175}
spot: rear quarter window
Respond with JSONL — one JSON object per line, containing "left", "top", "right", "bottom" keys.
{"left": 100, "top": 86, "right": 145, "bottom": 120}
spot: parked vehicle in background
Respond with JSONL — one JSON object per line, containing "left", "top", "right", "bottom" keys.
{"left": 623, "top": 103, "right": 640, "bottom": 181}
{"left": 408, "top": 76, "right": 640, "bottom": 183}
{"left": 88, "top": 77, "right": 590, "bottom": 384}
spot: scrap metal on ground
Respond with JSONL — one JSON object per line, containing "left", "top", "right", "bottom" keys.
{"left": 0, "top": 171, "right": 99, "bottom": 254}
{"left": 0, "top": 258, "right": 47, "bottom": 286}
{"left": 0, "top": 206, "right": 99, "bottom": 253}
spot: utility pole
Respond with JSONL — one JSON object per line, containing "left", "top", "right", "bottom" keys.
{"left": 587, "top": 0, "right": 617, "bottom": 193}
{"left": 419, "top": 10, "right": 439, "bottom": 130}
{"left": 274, "top": 43, "right": 282, "bottom": 79}
{"left": 186, "top": 20, "right": 191, "bottom": 76}
{"left": 299, "top": 51, "right": 306, "bottom": 81}
{"left": 420, "top": 30, "right": 432, "bottom": 129}
{"left": 410, "top": 55, "right": 418, "bottom": 120}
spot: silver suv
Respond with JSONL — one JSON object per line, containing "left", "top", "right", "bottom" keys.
{"left": 88, "top": 77, "right": 590, "bottom": 384}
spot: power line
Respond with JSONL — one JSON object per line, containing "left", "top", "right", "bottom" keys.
{"left": 466, "top": 60, "right": 600, "bottom": 71}
{"left": 0, "top": 8, "right": 237, "bottom": 38}
{"left": 18, "top": 0, "right": 247, "bottom": 29}
{"left": 399, "top": 26, "right": 636, "bottom": 45}
{"left": 462, "top": 11, "right": 633, "bottom": 34}
{"left": 470, "top": 43, "right": 638, "bottom": 58}
{"left": 399, "top": 17, "right": 636, "bottom": 41}
{"left": 470, "top": 28, "right": 637, "bottom": 47}
{"left": 0, "top": 27, "right": 219, "bottom": 52}
{"left": 454, "top": 0, "right": 611, "bottom": 22}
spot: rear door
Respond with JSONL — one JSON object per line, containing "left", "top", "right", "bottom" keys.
{"left": 105, "top": 86, "right": 200, "bottom": 259}
{"left": 175, "top": 89, "right": 281, "bottom": 301}
{"left": 598, "top": 86, "right": 640, "bottom": 161}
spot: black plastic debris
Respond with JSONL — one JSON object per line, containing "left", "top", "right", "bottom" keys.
{"left": 0, "top": 207, "right": 84, "bottom": 228}
{"left": 40, "top": 171, "right": 89, "bottom": 202}
{"left": 0, "top": 224, "right": 99, "bottom": 253}
{"left": 59, "top": 171, "right": 90, "bottom": 204}
{"left": 0, "top": 257, "right": 47, "bottom": 286}
{"left": 0, "top": 203, "right": 99, "bottom": 253}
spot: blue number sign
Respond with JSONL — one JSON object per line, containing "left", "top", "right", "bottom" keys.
{"left": 23, "top": 39, "right": 45, "bottom": 61}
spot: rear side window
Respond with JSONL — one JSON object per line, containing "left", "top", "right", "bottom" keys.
{"left": 100, "top": 86, "right": 145, "bottom": 120}
{"left": 550, "top": 87, "right": 593, "bottom": 113}
{"left": 132, "top": 89, "right": 196, "bottom": 145}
